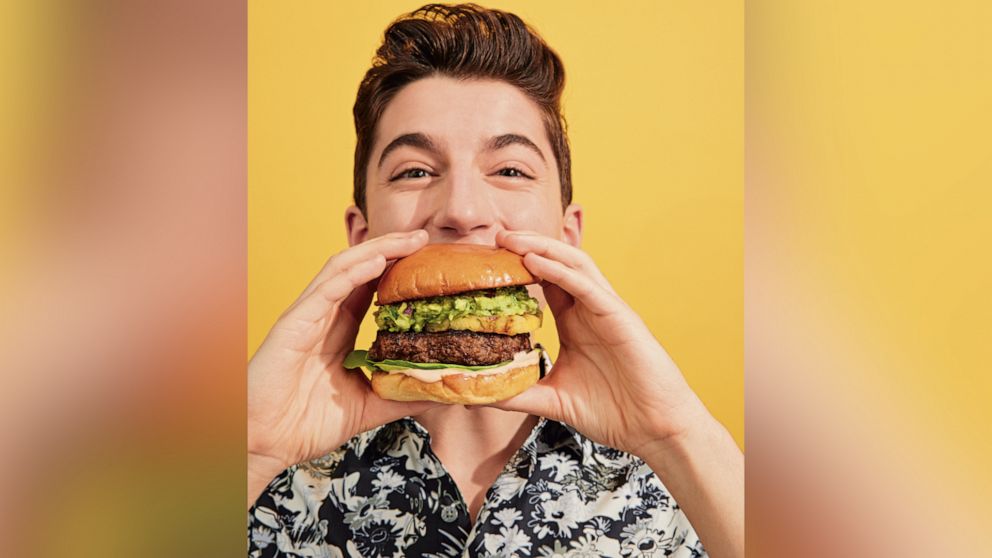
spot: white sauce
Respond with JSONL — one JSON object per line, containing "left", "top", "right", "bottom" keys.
{"left": 395, "top": 349, "right": 541, "bottom": 383}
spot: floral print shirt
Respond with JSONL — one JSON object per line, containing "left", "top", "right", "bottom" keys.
{"left": 248, "top": 409, "right": 706, "bottom": 557}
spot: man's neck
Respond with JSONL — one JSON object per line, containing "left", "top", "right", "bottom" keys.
{"left": 414, "top": 405, "right": 537, "bottom": 457}
{"left": 412, "top": 406, "right": 538, "bottom": 520}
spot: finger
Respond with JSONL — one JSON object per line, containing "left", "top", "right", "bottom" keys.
{"left": 289, "top": 254, "right": 387, "bottom": 325}
{"left": 320, "top": 280, "right": 375, "bottom": 357}
{"left": 523, "top": 253, "right": 618, "bottom": 316}
{"left": 362, "top": 395, "right": 443, "bottom": 432}
{"left": 330, "top": 369, "right": 443, "bottom": 440}
{"left": 496, "top": 231, "right": 614, "bottom": 293}
{"left": 486, "top": 381, "right": 564, "bottom": 422}
{"left": 297, "top": 230, "right": 428, "bottom": 301}
{"left": 540, "top": 281, "right": 574, "bottom": 318}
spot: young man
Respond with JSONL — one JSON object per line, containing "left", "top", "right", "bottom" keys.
{"left": 248, "top": 5, "right": 742, "bottom": 557}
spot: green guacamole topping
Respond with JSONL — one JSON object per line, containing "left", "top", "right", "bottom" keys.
{"left": 374, "top": 285, "right": 539, "bottom": 333}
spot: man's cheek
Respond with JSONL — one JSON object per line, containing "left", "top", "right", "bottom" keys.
{"left": 491, "top": 190, "right": 560, "bottom": 231}
{"left": 367, "top": 198, "right": 423, "bottom": 236}
{"left": 501, "top": 207, "right": 561, "bottom": 237}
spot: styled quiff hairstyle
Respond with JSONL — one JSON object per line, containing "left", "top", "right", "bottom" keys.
{"left": 352, "top": 3, "right": 571, "bottom": 214}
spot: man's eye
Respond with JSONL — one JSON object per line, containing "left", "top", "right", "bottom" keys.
{"left": 390, "top": 168, "right": 432, "bottom": 181}
{"left": 495, "top": 167, "right": 532, "bottom": 179}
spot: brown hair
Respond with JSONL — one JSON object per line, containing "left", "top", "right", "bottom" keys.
{"left": 352, "top": 3, "right": 571, "bottom": 214}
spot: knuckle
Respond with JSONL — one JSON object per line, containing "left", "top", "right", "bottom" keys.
{"left": 318, "top": 277, "right": 344, "bottom": 298}
{"left": 577, "top": 251, "right": 595, "bottom": 269}
{"left": 344, "top": 263, "right": 364, "bottom": 279}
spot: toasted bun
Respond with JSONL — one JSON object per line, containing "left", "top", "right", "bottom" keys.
{"left": 370, "top": 364, "right": 539, "bottom": 405}
{"left": 377, "top": 244, "right": 535, "bottom": 305}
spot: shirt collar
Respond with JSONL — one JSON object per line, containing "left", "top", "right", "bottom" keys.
{"left": 377, "top": 414, "right": 584, "bottom": 463}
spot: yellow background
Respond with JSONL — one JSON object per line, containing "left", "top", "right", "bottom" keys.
{"left": 249, "top": 0, "right": 744, "bottom": 446}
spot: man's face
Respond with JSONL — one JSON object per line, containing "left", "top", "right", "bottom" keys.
{"left": 347, "top": 77, "right": 581, "bottom": 248}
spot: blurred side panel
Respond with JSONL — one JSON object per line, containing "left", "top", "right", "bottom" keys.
{"left": 747, "top": 1, "right": 992, "bottom": 556}
{"left": 0, "top": 1, "right": 245, "bottom": 556}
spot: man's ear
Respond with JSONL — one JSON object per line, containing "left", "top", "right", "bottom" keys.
{"left": 345, "top": 206, "right": 368, "bottom": 248}
{"left": 562, "top": 203, "right": 583, "bottom": 248}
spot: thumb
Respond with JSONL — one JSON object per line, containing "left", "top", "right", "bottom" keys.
{"left": 485, "top": 380, "right": 564, "bottom": 422}
{"left": 362, "top": 394, "right": 443, "bottom": 430}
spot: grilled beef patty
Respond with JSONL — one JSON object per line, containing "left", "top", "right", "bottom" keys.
{"left": 369, "top": 330, "right": 531, "bottom": 366}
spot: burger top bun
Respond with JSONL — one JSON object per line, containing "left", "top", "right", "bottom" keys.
{"left": 376, "top": 243, "right": 536, "bottom": 305}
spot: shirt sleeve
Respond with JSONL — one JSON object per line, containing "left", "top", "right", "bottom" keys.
{"left": 635, "top": 458, "right": 709, "bottom": 558}
{"left": 248, "top": 428, "right": 390, "bottom": 556}
{"left": 668, "top": 504, "right": 708, "bottom": 558}
{"left": 247, "top": 466, "right": 295, "bottom": 558}
{"left": 247, "top": 457, "right": 345, "bottom": 558}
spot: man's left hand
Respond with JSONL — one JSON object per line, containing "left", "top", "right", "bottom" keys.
{"left": 490, "top": 230, "right": 713, "bottom": 459}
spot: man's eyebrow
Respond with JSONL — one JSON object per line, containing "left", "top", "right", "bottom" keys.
{"left": 377, "top": 133, "right": 441, "bottom": 168}
{"left": 486, "top": 134, "right": 546, "bottom": 162}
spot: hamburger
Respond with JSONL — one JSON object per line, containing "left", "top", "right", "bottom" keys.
{"left": 344, "top": 243, "right": 545, "bottom": 404}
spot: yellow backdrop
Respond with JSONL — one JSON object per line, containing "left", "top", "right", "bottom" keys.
{"left": 249, "top": 0, "right": 743, "bottom": 447}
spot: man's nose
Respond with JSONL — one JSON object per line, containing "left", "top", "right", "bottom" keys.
{"left": 430, "top": 170, "right": 496, "bottom": 237}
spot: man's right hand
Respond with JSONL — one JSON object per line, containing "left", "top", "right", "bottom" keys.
{"left": 247, "top": 229, "right": 436, "bottom": 507}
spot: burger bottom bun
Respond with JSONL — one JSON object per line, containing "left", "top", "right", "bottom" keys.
{"left": 371, "top": 364, "right": 539, "bottom": 405}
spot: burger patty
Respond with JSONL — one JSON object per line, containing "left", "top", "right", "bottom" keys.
{"left": 369, "top": 330, "right": 532, "bottom": 366}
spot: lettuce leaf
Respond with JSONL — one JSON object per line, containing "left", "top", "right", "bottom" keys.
{"left": 342, "top": 350, "right": 509, "bottom": 372}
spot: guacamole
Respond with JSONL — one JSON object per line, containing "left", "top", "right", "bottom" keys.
{"left": 375, "top": 285, "right": 540, "bottom": 333}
